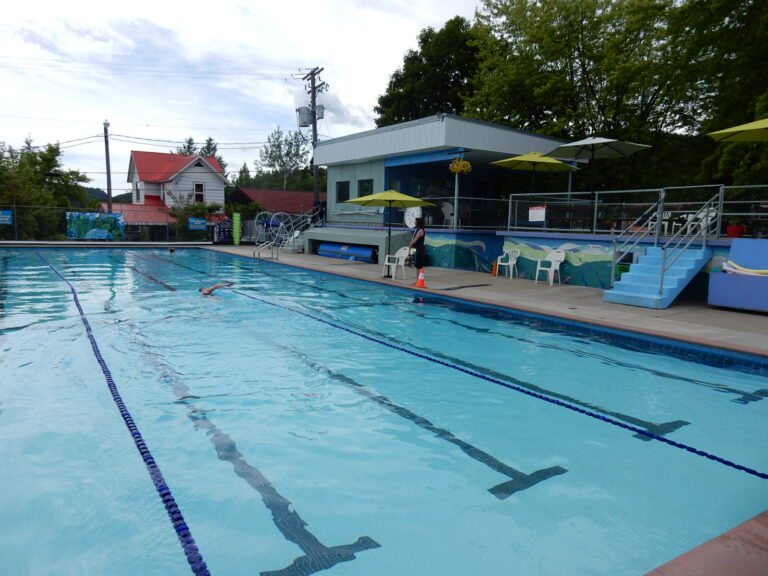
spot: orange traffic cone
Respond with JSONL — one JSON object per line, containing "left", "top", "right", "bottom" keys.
{"left": 414, "top": 268, "right": 428, "bottom": 288}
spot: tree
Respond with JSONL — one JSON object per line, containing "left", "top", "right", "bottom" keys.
{"left": 175, "top": 137, "right": 198, "bottom": 155}
{"left": 255, "top": 127, "right": 309, "bottom": 189}
{"left": 174, "top": 136, "right": 228, "bottom": 173}
{"left": 199, "top": 137, "right": 228, "bottom": 173}
{"left": 671, "top": 0, "right": 768, "bottom": 185}
{"left": 0, "top": 140, "right": 93, "bottom": 240}
{"left": 163, "top": 188, "right": 222, "bottom": 241}
{"left": 230, "top": 162, "right": 255, "bottom": 188}
{"left": 374, "top": 16, "right": 481, "bottom": 127}
{"left": 470, "top": 0, "right": 689, "bottom": 138}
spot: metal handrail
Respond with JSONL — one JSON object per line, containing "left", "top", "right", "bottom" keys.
{"left": 610, "top": 200, "right": 662, "bottom": 286}
{"left": 657, "top": 191, "right": 721, "bottom": 295}
{"left": 253, "top": 241, "right": 278, "bottom": 261}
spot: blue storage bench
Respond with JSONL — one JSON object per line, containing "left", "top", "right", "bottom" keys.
{"left": 316, "top": 242, "right": 376, "bottom": 263}
{"left": 708, "top": 238, "right": 768, "bottom": 312}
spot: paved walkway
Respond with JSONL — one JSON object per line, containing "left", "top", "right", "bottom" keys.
{"left": 208, "top": 246, "right": 768, "bottom": 358}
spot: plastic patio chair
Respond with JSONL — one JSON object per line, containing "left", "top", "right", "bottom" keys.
{"left": 495, "top": 248, "right": 520, "bottom": 278}
{"left": 534, "top": 249, "right": 566, "bottom": 285}
{"left": 382, "top": 247, "right": 409, "bottom": 281}
{"left": 684, "top": 208, "right": 718, "bottom": 235}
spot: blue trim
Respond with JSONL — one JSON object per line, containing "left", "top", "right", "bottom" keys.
{"left": 385, "top": 148, "right": 464, "bottom": 167}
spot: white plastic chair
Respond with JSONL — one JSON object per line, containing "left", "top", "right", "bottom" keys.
{"left": 534, "top": 249, "right": 566, "bottom": 285}
{"left": 382, "top": 247, "right": 409, "bottom": 281}
{"left": 441, "top": 202, "right": 456, "bottom": 227}
{"left": 495, "top": 248, "right": 520, "bottom": 278}
{"left": 684, "top": 208, "right": 718, "bottom": 235}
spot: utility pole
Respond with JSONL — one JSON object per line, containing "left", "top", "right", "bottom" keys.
{"left": 103, "top": 120, "right": 113, "bottom": 213}
{"left": 299, "top": 67, "right": 327, "bottom": 204}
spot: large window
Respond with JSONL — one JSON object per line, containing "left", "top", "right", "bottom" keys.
{"left": 358, "top": 179, "right": 373, "bottom": 197}
{"left": 336, "top": 181, "right": 350, "bottom": 203}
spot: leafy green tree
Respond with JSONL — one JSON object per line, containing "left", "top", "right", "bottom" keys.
{"left": 255, "top": 127, "right": 309, "bottom": 189}
{"left": 374, "top": 16, "right": 481, "bottom": 127}
{"left": 163, "top": 188, "right": 222, "bottom": 241}
{"left": 0, "top": 140, "right": 93, "bottom": 240}
{"left": 672, "top": 0, "right": 768, "bottom": 185}
{"left": 470, "top": 0, "right": 687, "bottom": 138}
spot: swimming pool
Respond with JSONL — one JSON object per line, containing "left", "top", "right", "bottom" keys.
{"left": 1, "top": 247, "right": 766, "bottom": 576}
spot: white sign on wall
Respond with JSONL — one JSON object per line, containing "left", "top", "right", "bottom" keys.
{"left": 529, "top": 205, "right": 546, "bottom": 222}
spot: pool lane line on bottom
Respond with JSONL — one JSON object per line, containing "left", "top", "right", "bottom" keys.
{"left": 36, "top": 252, "right": 211, "bottom": 576}
{"left": 179, "top": 253, "right": 700, "bottom": 436}
{"left": 270, "top": 340, "right": 566, "bottom": 499}
{"left": 137, "top": 252, "right": 767, "bottom": 481}
{"left": 123, "top": 322, "right": 381, "bottom": 576}
{"left": 231, "top": 287, "right": 768, "bottom": 482}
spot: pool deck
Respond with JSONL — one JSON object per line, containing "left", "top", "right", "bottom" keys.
{"left": 208, "top": 246, "right": 768, "bottom": 575}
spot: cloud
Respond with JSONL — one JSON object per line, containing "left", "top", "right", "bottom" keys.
{"left": 1, "top": 0, "right": 480, "bottom": 189}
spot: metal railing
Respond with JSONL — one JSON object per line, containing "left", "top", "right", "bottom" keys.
{"left": 2, "top": 184, "right": 766, "bottom": 242}
{"left": 609, "top": 189, "right": 723, "bottom": 293}
{"left": 323, "top": 184, "right": 767, "bottom": 238}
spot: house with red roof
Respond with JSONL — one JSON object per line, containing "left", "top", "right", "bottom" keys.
{"left": 99, "top": 151, "right": 229, "bottom": 239}
{"left": 127, "top": 151, "right": 227, "bottom": 208}
{"left": 231, "top": 187, "right": 326, "bottom": 215}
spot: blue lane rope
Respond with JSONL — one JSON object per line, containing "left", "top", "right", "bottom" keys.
{"left": 37, "top": 252, "right": 211, "bottom": 576}
{"left": 232, "top": 288, "right": 768, "bottom": 482}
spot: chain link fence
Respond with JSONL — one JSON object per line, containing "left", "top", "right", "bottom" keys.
{"left": 0, "top": 205, "right": 215, "bottom": 242}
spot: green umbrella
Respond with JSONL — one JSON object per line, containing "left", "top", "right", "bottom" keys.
{"left": 492, "top": 152, "right": 577, "bottom": 192}
{"left": 345, "top": 190, "right": 435, "bottom": 268}
{"left": 707, "top": 118, "right": 768, "bottom": 142}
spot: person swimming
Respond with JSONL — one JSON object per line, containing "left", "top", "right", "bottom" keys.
{"left": 199, "top": 282, "right": 234, "bottom": 295}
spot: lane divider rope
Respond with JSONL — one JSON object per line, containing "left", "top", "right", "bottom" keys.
{"left": 233, "top": 287, "right": 768, "bottom": 482}
{"left": 37, "top": 252, "right": 211, "bottom": 576}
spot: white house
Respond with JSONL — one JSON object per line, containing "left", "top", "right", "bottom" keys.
{"left": 127, "top": 151, "right": 228, "bottom": 208}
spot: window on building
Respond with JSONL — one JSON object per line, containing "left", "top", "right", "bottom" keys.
{"left": 134, "top": 185, "right": 140, "bottom": 203}
{"left": 336, "top": 181, "right": 350, "bottom": 203}
{"left": 194, "top": 183, "right": 205, "bottom": 203}
{"left": 358, "top": 179, "right": 373, "bottom": 197}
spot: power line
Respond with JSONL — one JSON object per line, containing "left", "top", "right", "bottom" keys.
{"left": 0, "top": 56, "right": 293, "bottom": 79}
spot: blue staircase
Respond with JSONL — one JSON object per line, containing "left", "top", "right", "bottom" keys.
{"left": 603, "top": 246, "right": 713, "bottom": 309}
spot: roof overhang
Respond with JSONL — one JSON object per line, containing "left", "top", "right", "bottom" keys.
{"left": 314, "top": 114, "right": 571, "bottom": 167}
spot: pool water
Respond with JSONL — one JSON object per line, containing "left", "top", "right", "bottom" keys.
{"left": 1, "top": 248, "right": 766, "bottom": 576}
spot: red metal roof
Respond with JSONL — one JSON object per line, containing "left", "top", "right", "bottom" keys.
{"left": 102, "top": 196, "right": 173, "bottom": 225}
{"left": 130, "top": 151, "right": 225, "bottom": 183}
{"left": 235, "top": 188, "right": 326, "bottom": 214}
{"left": 101, "top": 196, "right": 229, "bottom": 225}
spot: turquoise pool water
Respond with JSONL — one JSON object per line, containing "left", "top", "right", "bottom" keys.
{"left": 1, "top": 247, "right": 766, "bottom": 576}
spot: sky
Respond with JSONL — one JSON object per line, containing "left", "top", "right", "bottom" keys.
{"left": 1, "top": 0, "right": 480, "bottom": 194}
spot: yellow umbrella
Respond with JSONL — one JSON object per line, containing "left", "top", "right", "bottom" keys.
{"left": 707, "top": 118, "right": 768, "bottom": 142}
{"left": 492, "top": 152, "right": 577, "bottom": 192}
{"left": 345, "top": 190, "right": 435, "bottom": 262}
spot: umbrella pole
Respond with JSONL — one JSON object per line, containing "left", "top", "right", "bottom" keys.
{"left": 383, "top": 201, "right": 392, "bottom": 277}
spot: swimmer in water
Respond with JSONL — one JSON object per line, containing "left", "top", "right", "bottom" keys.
{"left": 199, "top": 282, "right": 234, "bottom": 295}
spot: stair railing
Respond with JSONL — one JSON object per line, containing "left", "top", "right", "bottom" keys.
{"left": 610, "top": 201, "right": 662, "bottom": 287}
{"left": 657, "top": 191, "right": 722, "bottom": 295}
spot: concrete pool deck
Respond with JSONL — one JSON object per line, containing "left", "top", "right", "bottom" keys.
{"left": 208, "top": 246, "right": 768, "bottom": 576}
